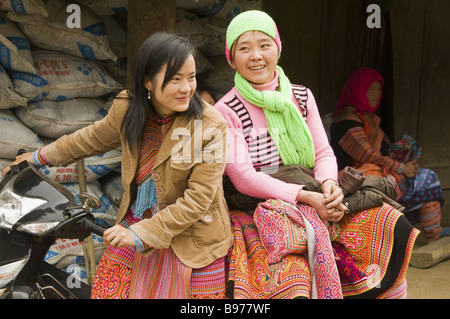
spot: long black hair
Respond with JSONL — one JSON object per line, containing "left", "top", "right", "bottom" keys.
{"left": 122, "top": 32, "right": 204, "bottom": 149}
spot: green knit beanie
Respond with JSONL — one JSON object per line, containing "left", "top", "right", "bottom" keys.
{"left": 225, "top": 10, "right": 281, "bottom": 63}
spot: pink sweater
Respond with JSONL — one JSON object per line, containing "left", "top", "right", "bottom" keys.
{"left": 215, "top": 74, "right": 338, "bottom": 205}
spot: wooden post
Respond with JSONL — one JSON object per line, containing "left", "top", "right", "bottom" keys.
{"left": 126, "top": 0, "right": 176, "bottom": 88}
{"left": 77, "top": 160, "right": 96, "bottom": 286}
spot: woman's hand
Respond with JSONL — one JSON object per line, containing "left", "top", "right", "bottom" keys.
{"left": 402, "top": 160, "right": 419, "bottom": 178}
{"left": 296, "top": 187, "right": 346, "bottom": 223}
{"left": 321, "top": 180, "right": 345, "bottom": 210}
{"left": 1, "top": 152, "right": 34, "bottom": 176}
{"left": 104, "top": 225, "right": 136, "bottom": 248}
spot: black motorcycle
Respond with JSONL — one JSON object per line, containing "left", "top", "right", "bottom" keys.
{"left": 0, "top": 151, "right": 106, "bottom": 299}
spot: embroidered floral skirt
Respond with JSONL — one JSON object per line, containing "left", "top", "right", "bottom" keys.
{"left": 90, "top": 209, "right": 226, "bottom": 299}
{"left": 90, "top": 211, "right": 138, "bottom": 299}
{"left": 226, "top": 200, "right": 419, "bottom": 299}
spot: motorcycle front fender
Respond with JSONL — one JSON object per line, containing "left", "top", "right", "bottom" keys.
{"left": 0, "top": 229, "right": 31, "bottom": 297}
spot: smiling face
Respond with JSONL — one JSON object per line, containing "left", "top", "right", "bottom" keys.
{"left": 230, "top": 31, "right": 279, "bottom": 85}
{"left": 366, "top": 81, "right": 382, "bottom": 109}
{"left": 145, "top": 54, "right": 197, "bottom": 117}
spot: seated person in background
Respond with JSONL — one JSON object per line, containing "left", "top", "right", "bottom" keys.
{"left": 330, "top": 67, "right": 449, "bottom": 243}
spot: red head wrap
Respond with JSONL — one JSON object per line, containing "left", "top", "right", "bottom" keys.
{"left": 334, "top": 67, "right": 384, "bottom": 115}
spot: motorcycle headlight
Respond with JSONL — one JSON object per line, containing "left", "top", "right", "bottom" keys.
{"left": 17, "top": 221, "right": 60, "bottom": 235}
{"left": 0, "top": 178, "right": 48, "bottom": 230}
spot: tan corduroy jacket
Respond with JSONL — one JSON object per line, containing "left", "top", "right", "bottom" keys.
{"left": 43, "top": 90, "right": 233, "bottom": 268}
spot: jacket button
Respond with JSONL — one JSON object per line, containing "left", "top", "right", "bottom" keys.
{"left": 203, "top": 215, "right": 212, "bottom": 223}
{"left": 183, "top": 163, "right": 190, "bottom": 169}
{"left": 156, "top": 186, "right": 165, "bottom": 194}
{"left": 153, "top": 173, "right": 160, "bottom": 181}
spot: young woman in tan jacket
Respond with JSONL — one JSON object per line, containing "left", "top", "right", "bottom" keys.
{"left": 3, "top": 32, "right": 233, "bottom": 299}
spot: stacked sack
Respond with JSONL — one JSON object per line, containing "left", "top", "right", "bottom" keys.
{"left": 0, "top": 8, "right": 43, "bottom": 166}
{"left": 0, "top": 0, "right": 127, "bottom": 283}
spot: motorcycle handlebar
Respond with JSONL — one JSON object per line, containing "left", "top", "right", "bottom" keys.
{"left": 83, "top": 220, "right": 107, "bottom": 237}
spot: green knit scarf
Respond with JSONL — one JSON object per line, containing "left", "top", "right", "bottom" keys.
{"left": 234, "top": 66, "right": 315, "bottom": 168}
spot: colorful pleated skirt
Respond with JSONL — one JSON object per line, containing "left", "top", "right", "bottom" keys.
{"left": 90, "top": 209, "right": 226, "bottom": 299}
{"left": 90, "top": 211, "right": 138, "bottom": 299}
{"left": 226, "top": 200, "right": 419, "bottom": 299}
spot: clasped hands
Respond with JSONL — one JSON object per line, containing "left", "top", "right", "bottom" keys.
{"left": 296, "top": 180, "right": 346, "bottom": 223}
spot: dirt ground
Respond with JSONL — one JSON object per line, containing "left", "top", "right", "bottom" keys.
{"left": 406, "top": 248, "right": 450, "bottom": 299}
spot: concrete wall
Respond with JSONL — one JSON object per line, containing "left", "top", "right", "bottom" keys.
{"left": 390, "top": 0, "right": 450, "bottom": 225}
